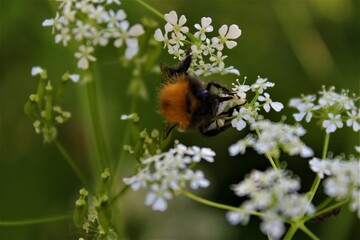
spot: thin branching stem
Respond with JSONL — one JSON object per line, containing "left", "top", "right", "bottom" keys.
{"left": 54, "top": 140, "right": 92, "bottom": 193}
{"left": 0, "top": 214, "right": 72, "bottom": 226}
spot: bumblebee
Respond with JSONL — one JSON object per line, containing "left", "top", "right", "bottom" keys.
{"left": 158, "top": 51, "right": 243, "bottom": 138}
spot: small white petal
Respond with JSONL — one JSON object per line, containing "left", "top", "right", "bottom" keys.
{"left": 31, "top": 66, "right": 44, "bottom": 76}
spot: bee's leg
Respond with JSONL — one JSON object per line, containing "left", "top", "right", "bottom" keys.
{"left": 162, "top": 123, "right": 177, "bottom": 140}
{"left": 206, "top": 81, "right": 234, "bottom": 94}
{"left": 199, "top": 122, "right": 233, "bottom": 136}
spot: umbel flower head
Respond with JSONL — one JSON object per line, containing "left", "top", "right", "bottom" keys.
{"left": 290, "top": 86, "right": 359, "bottom": 133}
{"left": 42, "top": 0, "right": 145, "bottom": 69}
{"left": 309, "top": 157, "right": 360, "bottom": 218}
{"left": 227, "top": 169, "right": 315, "bottom": 239}
{"left": 154, "top": 10, "right": 241, "bottom": 77}
{"left": 123, "top": 142, "right": 215, "bottom": 211}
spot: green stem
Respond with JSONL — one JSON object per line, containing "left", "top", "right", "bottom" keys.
{"left": 321, "top": 132, "right": 330, "bottom": 160}
{"left": 315, "top": 197, "right": 332, "bottom": 211}
{"left": 283, "top": 224, "right": 298, "bottom": 240}
{"left": 307, "top": 133, "right": 330, "bottom": 204}
{"left": 299, "top": 224, "right": 320, "bottom": 240}
{"left": 54, "top": 140, "right": 92, "bottom": 193}
{"left": 182, "top": 190, "right": 267, "bottom": 219}
{"left": 86, "top": 78, "right": 110, "bottom": 170}
{"left": 254, "top": 128, "right": 278, "bottom": 169}
{"left": 135, "top": 0, "right": 165, "bottom": 20}
{"left": 111, "top": 185, "right": 130, "bottom": 203}
{"left": 0, "top": 214, "right": 72, "bottom": 226}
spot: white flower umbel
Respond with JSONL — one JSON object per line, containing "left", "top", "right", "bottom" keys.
{"left": 229, "top": 120, "right": 313, "bottom": 159}
{"left": 42, "top": 0, "right": 144, "bottom": 68}
{"left": 154, "top": 11, "right": 241, "bottom": 77}
{"left": 290, "top": 86, "right": 359, "bottom": 133}
{"left": 123, "top": 142, "right": 215, "bottom": 211}
{"left": 228, "top": 169, "right": 314, "bottom": 239}
{"left": 310, "top": 157, "right": 360, "bottom": 218}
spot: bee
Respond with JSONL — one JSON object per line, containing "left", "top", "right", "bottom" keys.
{"left": 158, "top": 50, "right": 244, "bottom": 138}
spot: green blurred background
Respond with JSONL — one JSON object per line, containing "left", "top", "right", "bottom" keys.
{"left": 1, "top": 0, "right": 359, "bottom": 239}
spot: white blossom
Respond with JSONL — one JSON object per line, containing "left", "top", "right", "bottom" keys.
{"left": 230, "top": 169, "right": 314, "bottom": 239}
{"left": 74, "top": 45, "right": 96, "bottom": 69}
{"left": 309, "top": 157, "right": 331, "bottom": 179}
{"left": 145, "top": 184, "right": 172, "bottom": 212}
{"left": 153, "top": 11, "right": 241, "bottom": 77}
{"left": 123, "top": 142, "right": 215, "bottom": 211}
{"left": 322, "top": 113, "right": 344, "bottom": 133}
{"left": 258, "top": 93, "right": 284, "bottom": 112}
{"left": 194, "top": 17, "right": 213, "bottom": 41}
{"left": 164, "top": 11, "right": 189, "bottom": 35}
{"left": 251, "top": 78, "right": 275, "bottom": 94}
{"left": 230, "top": 120, "right": 313, "bottom": 158}
{"left": 31, "top": 66, "right": 44, "bottom": 76}
{"left": 212, "top": 24, "right": 241, "bottom": 50}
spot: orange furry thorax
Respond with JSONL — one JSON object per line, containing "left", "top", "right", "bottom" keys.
{"left": 159, "top": 75, "right": 198, "bottom": 129}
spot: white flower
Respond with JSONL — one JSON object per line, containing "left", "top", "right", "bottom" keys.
{"left": 212, "top": 24, "right": 241, "bottom": 50}
{"left": 31, "top": 66, "right": 44, "bottom": 76}
{"left": 209, "top": 51, "right": 227, "bottom": 70}
{"left": 113, "top": 21, "right": 144, "bottom": 59}
{"left": 145, "top": 184, "right": 172, "bottom": 212}
{"left": 168, "top": 32, "right": 186, "bottom": 46}
{"left": 68, "top": 74, "right": 80, "bottom": 83}
{"left": 74, "top": 45, "right": 96, "bottom": 69}
{"left": 231, "top": 107, "right": 256, "bottom": 131}
{"left": 260, "top": 218, "right": 285, "bottom": 240}
{"left": 246, "top": 120, "right": 313, "bottom": 158}
{"left": 103, "top": 9, "right": 127, "bottom": 28}
{"left": 123, "top": 142, "right": 214, "bottom": 211}
{"left": 189, "top": 146, "right": 216, "bottom": 163}
{"left": 232, "top": 80, "right": 251, "bottom": 99}
{"left": 226, "top": 211, "right": 250, "bottom": 225}
{"left": 164, "top": 11, "right": 189, "bottom": 35}
{"left": 230, "top": 169, "right": 314, "bottom": 239}
{"left": 229, "top": 135, "right": 255, "bottom": 156}
{"left": 346, "top": 110, "right": 360, "bottom": 132}
{"left": 72, "top": 20, "right": 91, "bottom": 41}
{"left": 194, "top": 17, "right": 213, "bottom": 41}
{"left": 251, "top": 78, "right": 275, "bottom": 94}
{"left": 186, "top": 170, "right": 210, "bottom": 189}
{"left": 154, "top": 28, "right": 170, "bottom": 48}
{"left": 322, "top": 113, "right": 344, "bottom": 133}
{"left": 258, "top": 93, "right": 284, "bottom": 112}
{"left": 120, "top": 113, "right": 139, "bottom": 122}
{"left": 309, "top": 157, "right": 331, "bottom": 179}
{"left": 55, "top": 27, "right": 71, "bottom": 46}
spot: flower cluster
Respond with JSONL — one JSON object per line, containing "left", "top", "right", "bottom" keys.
{"left": 154, "top": 11, "right": 241, "bottom": 76}
{"left": 289, "top": 86, "right": 359, "bottom": 133}
{"left": 227, "top": 169, "right": 315, "bottom": 239}
{"left": 123, "top": 142, "right": 215, "bottom": 211}
{"left": 229, "top": 120, "right": 313, "bottom": 158}
{"left": 42, "top": 0, "right": 144, "bottom": 69}
{"left": 24, "top": 67, "right": 77, "bottom": 143}
{"left": 309, "top": 157, "right": 360, "bottom": 218}
{"left": 229, "top": 77, "right": 283, "bottom": 132}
